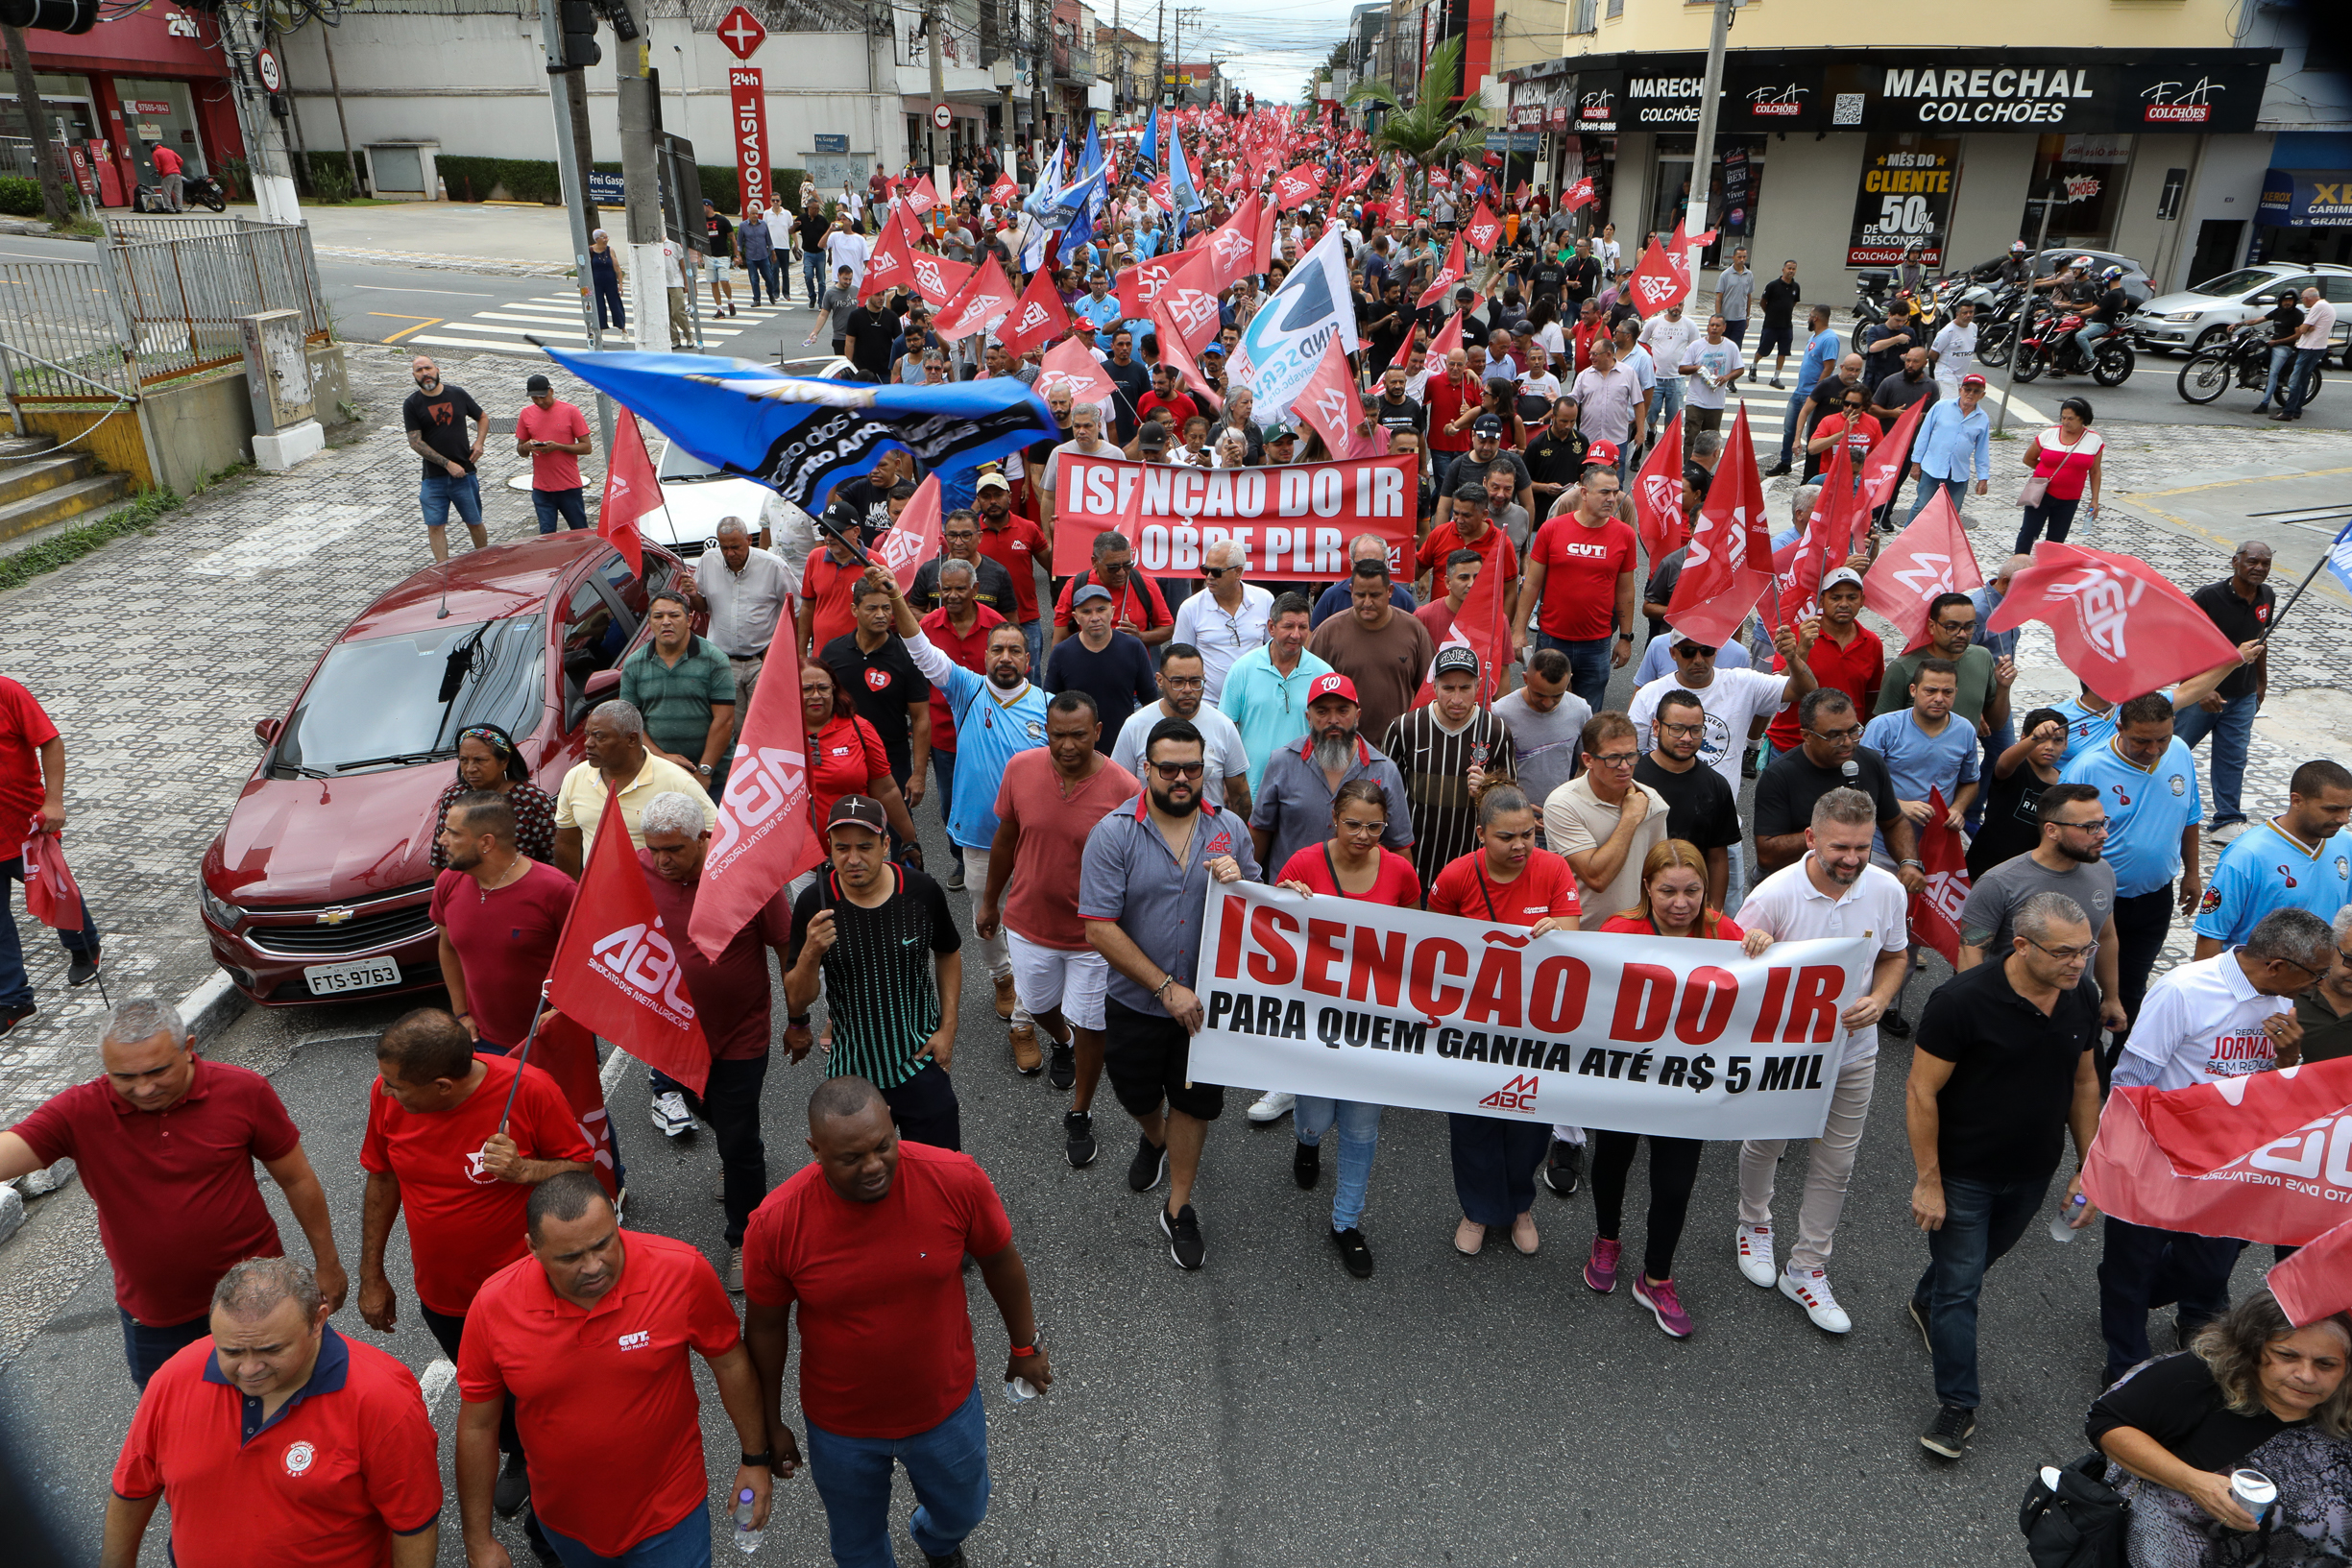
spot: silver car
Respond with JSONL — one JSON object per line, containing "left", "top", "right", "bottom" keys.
{"left": 2133, "top": 262, "right": 2352, "bottom": 356}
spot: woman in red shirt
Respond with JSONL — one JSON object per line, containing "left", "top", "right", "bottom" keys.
{"left": 1274, "top": 781, "right": 1423, "bottom": 1281}
{"left": 1804, "top": 383, "right": 1881, "bottom": 488}
{"left": 1586, "top": 839, "right": 1752, "bottom": 1339}
{"left": 1425, "top": 784, "right": 1581, "bottom": 1257}
{"left": 800, "top": 660, "right": 921, "bottom": 869}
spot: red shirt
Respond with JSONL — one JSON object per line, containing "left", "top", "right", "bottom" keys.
{"left": 920, "top": 601, "right": 1006, "bottom": 750}
{"left": 800, "top": 551, "right": 863, "bottom": 652}
{"left": 1416, "top": 519, "right": 1518, "bottom": 585}
{"left": 515, "top": 399, "right": 589, "bottom": 492}
{"left": 1763, "top": 623, "right": 1886, "bottom": 750}
{"left": 1424, "top": 849, "right": 1581, "bottom": 927}
{"left": 1597, "top": 911, "right": 1746, "bottom": 941}
{"left": 1277, "top": 844, "right": 1422, "bottom": 906}
{"left": 0, "top": 676, "right": 58, "bottom": 830}
{"left": 742, "top": 1142, "right": 1014, "bottom": 1439}
{"left": 1811, "top": 411, "right": 1881, "bottom": 469}
{"left": 151, "top": 145, "right": 183, "bottom": 177}
{"left": 809, "top": 712, "right": 888, "bottom": 833}
{"left": 637, "top": 849, "right": 792, "bottom": 1060}
{"left": 1572, "top": 319, "right": 1609, "bottom": 374}
{"left": 978, "top": 514, "right": 1050, "bottom": 623}
{"left": 1424, "top": 373, "right": 1477, "bottom": 452}
{"left": 429, "top": 861, "right": 576, "bottom": 1051}
{"left": 992, "top": 749, "right": 1141, "bottom": 949}
{"left": 12, "top": 1057, "right": 297, "bottom": 1325}
{"left": 1528, "top": 514, "right": 1637, "bottom": 641}
{"left": 1136, "top": 390, "right": 1201, "bottom": 432}
{"left": 1052, "top": 568, "right": 1172, "bottom": 635}
{"left": 458, "top": 1232, "right": 740, "bottom": 1556}
{"left": 1416, "top": 599, "right": 1459, "bottom": 646}
{"left": 112, "top": 1327, "right": 442, "bottom": 1568}
{"left": 358, "top": 1052, "right": 592, "bottom": 1315}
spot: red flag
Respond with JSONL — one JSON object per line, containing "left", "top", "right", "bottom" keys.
{"left": 934, "top": 253, "right": 1018, "bottom": 343}
{"left": 1863, "top": 491, "right": 1983, "bottom": 654}
{"left": 1253, "top": 199, "right": 1277, "bottom": 274}
{"left": 996, "top": 264, "right": 1071, "bottom": 358}
{"left": 20, "top": 818, "right": 83, "bottom": 931}
{"left": 872, "top": 471, "right": 943, "bottom": 591}
{"left": 1114, "top": 256, "right": 1178, "bottom": 319}
{"left": 547, "top": 792, "right": 713, "bottom": 1096}
{"left": 987, "top": 171, "right": 1020, "bottom": 205}
{"left": 1146, "top": 175, "right": 1174, "bottom": 213}
{"left": 1425, "top": 305, "right": 1467, "bottom": 366}
{"left": 532, "top": 1013, "right": 620, "bottom": 1198}
{"left": 1416, "top": 232, "right": 1467, "bottom": 308}
{"left": 1200, "top": 195, "right": 1264, "bottom": 291}
{"left": 2135, "top": 1055, "right": 2352, "bottom": 1178}
{"left": 1561, "top": 178, "right": 1597, "bottom": 212}
{"left": 1411, "top": 535, "right": 1512, "bottom": 704}
{"left": 1907, "top": 789, "right": 1970, "bottom": 967}
{"left": 1624, "top": 238, "right": 1689, "bottom": 315}
{"left": 1036, "top": 334, "right": 1114, "bottom": 406}
{"left": 1150, "top": 251, "right": 1224, "bottom": 363}
{"left": 861, "top": 205, "right": 917, "bottom": 298}
{"left": 597, "top": 408, "right": 663, "bottom": 576}
{"left": 1664, "top": 407, "right": 1772, "bottom": 647}
{"left": 1860, "top": 393, "right": 1932, "bottom": 513}
{"left": 951, "top": 176, "right": 968, "bottom": 202}
{"left": 1274, "top": 163, "right": 1321, "bottom": 210}
{"left": 903, "top": 174, "right": 939, "bottom": 217}
{"left": 1463, "top": 201, "right": 1502, "bottom": 254}
{"left": 1387, "top": 322, "right": 1421, "bottom": 376}
{"left": 1292, "top": 334, "right": 1359, "bottom": 461}
{"left": 2271, "top": 1221, "right": 2352, "bottom": 1327}
{"left": 1149, "top": 289, "right": 1224, "bottom": 413}
{"left": 1989, "top": 542, "right": 2244, "bottom": 704}
{"left": 1771, "top": 447, "right": 1863, "bottom": 631}
{"left": 687, "top": 654, "right": 824, "bottom": 967}
{"left": 906, "top": 248, "right": 974, "bottom": 311}
{"left": 1631, "top": 413, "right": 1686, "bottom": 565}
{"left": 1724, "top": 404, "right": 1773, "bottom": 567}
{"left": 1512, "top": 179, "right": 1530, "bottom": 209}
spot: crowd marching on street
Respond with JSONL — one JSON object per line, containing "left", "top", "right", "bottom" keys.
{"left": 9, "top": 94, "right": 2352, "bottom": 1568}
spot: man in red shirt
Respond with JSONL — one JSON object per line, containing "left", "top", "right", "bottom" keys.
{"left": 148, "top": 139, "right": 185, "bottom": 210}
{"left": 458, "top": 1171, "right": 771, "bottom": 1568}
{"left": 357, "top": 1009, "right": 591, "bottom": 1534}
{"left": 513, "top": 373, "right": 593, "bottom": 534}
{"left": 0, "top": 674, "right": 101, "bottom": 1026}
{"left": 107, "top": 1258, "right": 441, "bottom": 1568}
{"left": 744, "top": 1076, "right": 1048, "bottom": 1568}
{"left": 2, "top": 995, "right": 345, "bottom": 1387}
{"left": 638, "top": 789, "right": 796, "bottom": 1292}
{"left": 919, "top": 559, "right": 1006, "bottom": 885}
{"left": 430, "top": 790, "right": 576, "bottom": 1054}
{"left": 797, "top": 506, "right": 867, "bottom": 660}
{"left": 1762, "top": 568, "right": 1884, "bottom": 756}
{"left": 1422, "top": 348, "right": 1477, "bottom": 466}
{"left": 1135, "top": 359, "right": 1200, "bottom": 436}
{"left": 1050, "top": 529, "right": 1174, "bottom": 650}
{"left": 1516, "top": 462, "right": 1639, "bottom": 714}
{"left": 1415, "top": 484, "right": 1520, "bottom": 630}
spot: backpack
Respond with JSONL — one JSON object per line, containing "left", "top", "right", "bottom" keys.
{"left": 2018, "top": 1452, "right": 2130, "bottom": 1568}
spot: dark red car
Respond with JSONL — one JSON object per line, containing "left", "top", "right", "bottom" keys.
{"left": 201, "top": 533, "right": 689, "bottom": 1004}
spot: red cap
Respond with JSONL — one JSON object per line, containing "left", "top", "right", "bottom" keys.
{"left": 1306, "top": 672, "right": 1359, "bottom": 706}
{"left": 1587, "top": 440, "right": 1620, "bottom": 467}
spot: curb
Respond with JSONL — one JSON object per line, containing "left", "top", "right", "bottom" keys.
{"left": 179, "top": 968, "right": 251, "bottom": 1042}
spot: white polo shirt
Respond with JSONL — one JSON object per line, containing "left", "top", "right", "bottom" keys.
{"left": 2112, "top": 951, "right": 2291, "bottom": 1091}
{"left": 1735, "top": 857, "right": 1909, "bottom": 1064}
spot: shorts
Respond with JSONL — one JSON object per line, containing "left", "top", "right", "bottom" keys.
{"left": 704, "top": 255, "right": 728, "bottom": 281}
{"left": 1007, "top": 929, "right": 1109, "bottom": 1030}
{"left": 1757, "top": 318, "right": 1795, "bottom": 358}
{"left": 1103, "top": 998, "right": 1224, "bottom": 1122}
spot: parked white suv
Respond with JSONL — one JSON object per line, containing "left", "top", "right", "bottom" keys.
{"left": 2134, "top": 263, "right": 2352, "bottom": 358}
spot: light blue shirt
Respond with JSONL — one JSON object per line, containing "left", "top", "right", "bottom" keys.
{"left": 2193, "top": 821, "right": 2352, "bottom": 947}
{"left": 1218, "top": 644, "right": 1335, "bottom": 791}
{"left": 1913, "top": 397, "right": 1992, "bottom": 483}
{"left": 1635, "top": 634, "right": 1752, "bottom": 686}
{"left": 2052, "top": 695, "right": 2119, "bottom": 766}
{"left": 1861, "top": 708, "right": 1980, "bottom": 856}
{"left": 904, "top": 632, "right": 1050, "bottom": 851}
{"left": 2059, "top": 736, "right": 2202, "bottom": 898}
{"left": 1794, "top": 329, "right": 1841, "bottom": 395}
{"left": 1073, "top": 292, "right": 1124, "bottom": 349}
{"left": 1968, "top": 585, "right": 2019, "bottom": 663}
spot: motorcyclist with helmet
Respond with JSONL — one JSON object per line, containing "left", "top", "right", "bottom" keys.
{"left": 1994, "top": 240, "right": 2034, "bottom": 292}
{"left": 2073, "top": 265, "right": 2131, "bottom": 361}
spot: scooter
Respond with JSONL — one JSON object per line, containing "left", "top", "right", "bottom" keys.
{"left": 2010, "top": 303, "right": 2135, "bottom": 387}
{"left": 131, "top": 173, "right": 226, "bottom": 213}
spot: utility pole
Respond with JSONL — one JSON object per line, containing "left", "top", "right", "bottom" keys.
{"left": 1, "top": 26, "right": 75, "bottom": 228}
{"left": 1034, "top": 0, "right": 1052, "bottom": 157}
{"left": 1108, "top": 0, "right": 1119, "bottom": 120}
{"left": 613, "top": 0, "right": 670, "bottom": 351}
{"left": 925, "top": 0, "right": 949, "bottom": 201}
{"left": 219, "top": 5, "right": 301, "bottom": 224}
{"left": 1681, "top": 0, "right": 1732, "bottom": 297}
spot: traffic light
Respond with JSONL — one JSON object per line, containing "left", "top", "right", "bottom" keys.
{"left": 559, "top": 0, "right": 600, "bottom": 68}
{"left": 0, "top": 0, "right": 98, "bottom": 35}
{"left": 590, "top": 0, "right": 640, "bottom": 43}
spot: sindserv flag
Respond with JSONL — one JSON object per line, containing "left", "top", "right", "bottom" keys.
{"left": 873, "top": 472, "right": 943, "bottom": 591}
{"left": 1229, "top": 225, "right": 1359, "bottom": 419}
{"left": 688, "top": 638, "right": 825, "bottom": 964}
{"left": 546, "top": 793, "right": 714, "bottom": 1097}
{"left": 532, "top": 1013, "right": 620, "bottom": 1198}
{"left": 1907, "top": 789, "right": 1969, "bottom": 967}
{"left": 1990, "top": 542, "right": 2243, "bottom": 704}
{"left": 1631, "top": 413, "right": 1686, "bottom": 566}
{"left": 597, "top": 408, "right": 664, "bottom": 575}
{"left": 1863, "top": 491, "right": 1982, "bottom": 652}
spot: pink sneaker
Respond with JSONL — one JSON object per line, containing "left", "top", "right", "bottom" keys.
{"left": 1584, "top": 1236, "right": 1621, "bottom": 1293}
{"left": 1633, "top": 1274, "right": 1694, "bottom": 1338}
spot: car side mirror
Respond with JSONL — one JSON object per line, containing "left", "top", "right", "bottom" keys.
{"left": 254, "top": 716, "right": 279, "bottom": 743}
{"left": 585, "top": 668, "right": 622, "bottom": 702}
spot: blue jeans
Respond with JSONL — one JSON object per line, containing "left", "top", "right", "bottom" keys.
{"left": 2076, "top": 320, "right": 2112, "bottom": 352}
{"left": 2098, "top": 1218, "right": 2245, "bottom": 1387}
{"left": 805, "top": 1383, "right": 990, "bottom": 1568}
{"left": 802, "top": 253, "right": 824, "bottom": 301}
{"left": 532, "top": 487, "right": 589, "bottom": 534}
{"left": 743, "top": 254, "right": 780, "bottom": 304}
{"left": 420, "top": 469, "right": 484, "bottom": 532}
{"left": 1295, "top": 1097, "right": 1382, "bottom": 1231}
{"left": 1909, "top": 1172, "right": 2049, "bottom": 1409}
{"left": 2284, "top": 347, "right": 2326, "bottom": 418}
{"left": 1905, "top": 472, "right": 1970, "bottom": 524}
{"left": 1539, "top": 632, "right": 1614, "bottom": 717}
{"left": 2259, "top": 343, "right": 2295, "bottom": 408}
{"left": 119, "top": 1308, "right": 209, "bottom": 1391}
{"left": 1647, "top": 373, "right": 1684, "bottom": 440}
{"left": 0, "top": 855, "right": 99, "bottom": 1011}
{"left": 2170, "top": 688, "right": 2258, "bottom": 826}
{"left": 1776, "top": 387, "right": 1808, "bottom": 467}
{"left": 541, "top": 1501, "right": 711, "bottom": 1567}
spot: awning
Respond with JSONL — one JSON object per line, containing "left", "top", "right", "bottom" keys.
{"left": 2257, "top": 168, "right": 2352, "bottom": 229}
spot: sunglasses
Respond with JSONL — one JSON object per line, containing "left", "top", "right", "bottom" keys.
{"left": 1151, "top": 761, "right": 1205, "bottom": 780}
{"left": 1674, "top": 643, "right": 1717, "bottom": 659}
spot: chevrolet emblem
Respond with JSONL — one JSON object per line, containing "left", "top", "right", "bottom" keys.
{"left": 316, "top": 908, "right": 355, "bottom": 926}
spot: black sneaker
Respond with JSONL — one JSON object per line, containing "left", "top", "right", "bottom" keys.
{"left": 1741, "top": 748, "right": 1759, "bottom": 780}
{"left": 1294, "top": 1140, "right": 1321, "bottom": 1190}
{"left": 66, "top": 949, "right": 101, "bottom": 987}
{"left": 0, "top": 1001, "right": 35, "bottom": 1036}
{"left": 943, "top": 859, "right": 965, "bottom": 890}
{"left": 923, "top": 1548, "right": 967, "bottom": 1568}
{"left": 1764, "top": 461, "right": 1792, "bottom": 477}
{"left": 1541, "top": 1138, "right": 1584, "bottom": 1197}
{"left": 494, "top": 1450, "right": 530, "bottom": 1516}
{"left": 1047, "top": 1041, "right": 1076, "bottom": 1092}
{"left": 1064, "top": 1109, "right": 1097, "bottom": 1169}
{"left": 1127, "top": 1131, "right": 1167, "bottom": 1193}
{"left": 1879, "top": 1009, "right": 1912, "bottom": 1039}
{"left": 1330, "top": 1225, "right": 1374, "bottom": 1279}
{"left": 1920, "top": 1403, "right": 1976, "bottom": 1459}
{"left": 1161, "top": 1203, "right": 1205, "bottom": 1269}
{"left": 1907, "top": 1297, "right": 1931, "bottom": 1352}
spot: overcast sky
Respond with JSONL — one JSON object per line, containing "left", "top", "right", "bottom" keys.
{"left": 1147, "top": 0, "right": 1365, "bottom": 107}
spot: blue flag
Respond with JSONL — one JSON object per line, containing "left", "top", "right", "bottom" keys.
{"left": 1023, "top": 141, "right": 1066, "bottom": 220}
{"left": 1169, "top": 123, "right": 1200, "bottom": 216}
{"left": 2327, "top": 519, "right": 2352, "bottom": 598}
{"left": 539, "top": 348, "right": 1056, "bottom": 515}
{"left": 1135, "top": 103, "right": 1161, "bottom": 180}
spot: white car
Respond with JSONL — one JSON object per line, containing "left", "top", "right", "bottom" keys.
{"left": 645, "top": 352, "right": 855, "bottom": 563}
{"left": 2133, "top": 263, "right": 2352, "bottom": 356}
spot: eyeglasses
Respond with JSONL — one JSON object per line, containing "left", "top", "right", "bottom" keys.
{"left": 2270, "top": 953, "right": 2332, "bottom": 981}
{"left": 1659, "top": 721, "right": 1704, "bottom": 738}
{"left": 1151, "top": 761, "right": 1205, "bottom": 780}
{"left": 1591, "top": 750, "right": 1639, "bottom": 768}
{"left": 1162, "top": 675, "right": 1206, "bottom": 690}
{"left": 1335, "top": 818, "right": 1387, "bottom": 837}
{"left": 2054, "top": 817, "right": 2111, "bottom": 834}
{"left": 2025, "top": 937, "right": 2101, "bottom": 963}
{"left": 1806, "top": 724, "right": 1865, "bottom": 742}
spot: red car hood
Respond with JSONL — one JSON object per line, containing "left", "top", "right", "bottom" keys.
{"left": 208, "top": 765, "right": 451, "bottom": 905}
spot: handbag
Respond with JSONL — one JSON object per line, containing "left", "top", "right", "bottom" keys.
{"left": 2019, "top": 1452, "right": 2130, "bottom": 1568}
{"left": 2018, "top": 473, "right": 2050, "bottom": 511}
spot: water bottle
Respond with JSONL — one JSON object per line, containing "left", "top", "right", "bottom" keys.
{"left": 1005, "top": 1374, "right": 1039, "bottom": 1404}
{"left": 732, "top": 1487, "right": 762, "bottom": 1556}
{"left": 2049, "top": 1192, "right": 2088, "bottom": 1242}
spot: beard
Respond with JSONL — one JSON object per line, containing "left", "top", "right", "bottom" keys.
{"left": 1152, "top": 784, "right": 1200, "bottom": 817}
{"left": 2056, "top": 836, "right": 2103, "bottom": 864}
{"left": 987, "top": 664, "right": 1025, "bottom": 689}
{"left": 1312, "top": 728, "right": 1358, "bottom": 772}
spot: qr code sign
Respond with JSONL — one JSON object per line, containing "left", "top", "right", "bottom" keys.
{"left": 1833, "top": 93, "right": 1864, "bottom": 126}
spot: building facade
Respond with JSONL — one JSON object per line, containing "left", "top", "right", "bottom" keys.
{"left": 0, "top": 5, "right": 243, "bottom": 208}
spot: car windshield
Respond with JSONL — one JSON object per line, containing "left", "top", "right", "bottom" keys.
{"left": 653, "top": 428, "right": 728, "bottom": 483}
{"left": 2185, "top": 268, "right": 2278, "bottom": 301}
{"left": 273, "top": 618, "right": 544, "bottom": 776}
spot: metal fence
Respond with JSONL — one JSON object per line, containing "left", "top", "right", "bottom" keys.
{"left": 0, "top": 219, "right": 330, "bottom": 405}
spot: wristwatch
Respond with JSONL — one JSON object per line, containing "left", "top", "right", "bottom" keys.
{"left": 740, "top": 1450, "right": 774, "bottom": 1468}
{"left": 697, "top": 763, "right": 714, "bottom": 778}
{"left": 1615, "top": 630, "right": 1634, "bottom": 640}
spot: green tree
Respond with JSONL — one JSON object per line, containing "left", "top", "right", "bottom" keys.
{"left": 1343, "top": 35, "right": 1486, "bottom": 205}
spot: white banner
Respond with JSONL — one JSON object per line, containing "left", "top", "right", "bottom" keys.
{"left": 1189, "top": 881, "right": 1869, "bottom": 1140}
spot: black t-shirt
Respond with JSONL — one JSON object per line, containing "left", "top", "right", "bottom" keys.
{"left": 788, "top": 866, "right": 961, "bottom": 1079}
{"left": 1530, "top": 261, "right": 1567, "bottom": 302}
{"left": 1103, "top": 357, "right": 1151, "bottom": 444}
{"left": 706, "top": 211, "right": 734, "bottom": 253}
{"left": 909, "top": 553, "right": 1017, "bottom": 618}
{"left": 2088, "top": 286, "right": 2127, "bottom": 325}
{"left": 1753, "top": 744, "right": 1900, "bottom": 844}
{"left": 1635, "top": 755, "right": 1740, "bottom": 853}
{"left": 1915, "top": 956, "right": 2100, "bottom": 1182}
{"left": 1642, "top": 546, "right": 1687, "bottom": 643}
{"left": 2192, "top": 579, "right": 2273, "bottom": 700}
{"left": 1966, "top": 764, "right": 2052, "bottom": 880}
{"left": 795, "top": 211, "right": 830, "bottom": 253}
{"left": 2266, "top": 302, "right": 2306, "bottom": 340}
{"left": 2087, "top": 1353, "right": 2295, "bottom": 1474}
{"left": 1861, "top": 322, "right": 1916, "bottom": 388}
{"left": 1759, "top": 277, "right": 1802, "bottom": 326}
{"left": 1563, "top": 255, "right": 1599, "bottom": 302}
{"left": 845, "top": 307, "right": 899, "bottom": 377}
{"left": 404, "top": 384, "right": 483, "bottom": 480}
{"left": 1523, "top": 422, "right": 1589, "bottom": 493}
{"left": 1872, "top": 370, "right": 1937, "bottom": 420}
{"left": 1043, "top": 631, "right": 1158, "bottom": 754}
{"left": 819, "top": 632, "right": 932, "bottom": 782}
{"left": 1373, "top": 394, "right": 1424, "bottom": 436}
{"left": 830, "top": 475, "right": 895, "bottom": 543}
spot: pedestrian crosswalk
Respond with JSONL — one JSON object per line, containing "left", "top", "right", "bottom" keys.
{"left": 398, "top": 289, "right": 817, "bottom": 360}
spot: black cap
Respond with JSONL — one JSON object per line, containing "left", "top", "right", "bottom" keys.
{"left": 826, "top": 795, "right": 888, "bottom": 833}
{"left": 524, "top": 373, "right": 552, "bottom": 393}
{"left": 1433, "top": 645, "right": 1480, "bottom": 678}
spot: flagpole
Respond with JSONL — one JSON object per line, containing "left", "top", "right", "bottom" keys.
{"left": 495, "top": 987, "right": 554, "bottom": 1137}
{"left": 2260, "top": 538, "right": 2340, "bottom": 646}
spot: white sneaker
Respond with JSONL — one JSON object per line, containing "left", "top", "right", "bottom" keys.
{"left": 1734, "top": 1222, "right": 1777, "bottom": 1288}
{"left": 1247, "top": 1091, "right": 1296, "bottom": 1124}
{"left": 2209, "top": 819, "right": 2250, "bottom": 845}
{"left": 650, "top": 1091, "right": 695, "bottom": 1138}
{"left": 1779, "top": 1266, "right": 1854, "bottom": 1334}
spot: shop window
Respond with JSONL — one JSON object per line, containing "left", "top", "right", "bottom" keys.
{"left": 2023, "top": 133, "right": 2131, "bottom": 253}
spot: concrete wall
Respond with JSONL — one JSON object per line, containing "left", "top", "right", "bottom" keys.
{"left": 129, "top": 343, "right": 351, "bottom": 495}
{"left": 2170, "top": 133, "right": 2276, "bottom": 287}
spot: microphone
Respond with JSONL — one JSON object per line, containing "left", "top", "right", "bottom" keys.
{"left": 1840, "top": 760, "right": 1859, "bottom": 784}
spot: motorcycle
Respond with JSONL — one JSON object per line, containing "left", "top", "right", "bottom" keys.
{"left": 2010, "top": 302, "right": 2135, "bottom": 386}
{"left": 2176, "top": 319, "right": 2324, "bottom": 407}
{"left": 1855, "top": 269, "right": 1941, "bottom": 334}
{"left": 131, "top": 173, "right": 226, "bottom": 213}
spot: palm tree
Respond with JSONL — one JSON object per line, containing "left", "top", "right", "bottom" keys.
{"left": 1343, "top": 35, "right": 1486, "bottom": 203}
